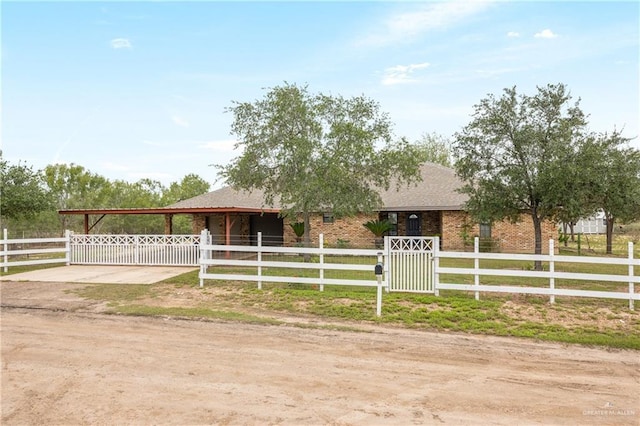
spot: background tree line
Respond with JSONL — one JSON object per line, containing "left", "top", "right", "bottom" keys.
{"left": 0, "top": 157, "right": 210, "bottom": 237}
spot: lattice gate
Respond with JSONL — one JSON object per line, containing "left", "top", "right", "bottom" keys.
{"left": 70, "top": 234, "right": 202, "bottom": 266}
{"left": 386, "top": 236, "right": 437, "bottom": 293}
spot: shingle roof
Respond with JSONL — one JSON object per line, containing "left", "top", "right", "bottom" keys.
{"left": 169, "top": 162, "right": 468, "bottom": 212}
{"left": 170, "top": 186, "right": 279, "bottom": 210}
{"left": 379, "top": 162, "right": 468, "bottom": 211}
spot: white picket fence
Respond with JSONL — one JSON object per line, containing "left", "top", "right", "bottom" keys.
{"left": 70, "top": 234, "right": 201, "bottom": 266}
{"left": 2, "top": 230, "right": 638, "bottom": 312}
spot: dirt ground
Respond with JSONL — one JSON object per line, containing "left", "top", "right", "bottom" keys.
{"left": 1, "top": 281, "right": 639, "bottom": 425}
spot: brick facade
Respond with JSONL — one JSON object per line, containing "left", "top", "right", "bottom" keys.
{"left": 283, "top": 213, "right": 378, "bottom": 247}
{"left": 284, "top": 210, "right": 556, "bottom": 253}
{"left": 442, "top": 210, "right": 557, "bottom": 253}
{"left": 192, "top": 210, "right": 556, "bottom": 253}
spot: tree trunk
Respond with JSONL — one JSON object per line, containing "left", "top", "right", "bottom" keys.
{"left": 569, "top": 222, "right": 575, "bottom": 242}
{"left": 605, "top": 213, "right": 614, "bottom": 255}
{"left": 303, "top": 211, "right": 311, "bottom": 262}
{"left": 532, "top": 214, "right": 543, "bottom": 271}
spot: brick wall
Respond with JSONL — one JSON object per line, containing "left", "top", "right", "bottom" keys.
{"left": 192, "top": 214, "right": 207, "bottom": 234}
{"left": 442, "top": 210, "right": 557, "bottom": 253}
{"left": 284, "top": 213, "right": 378, "bottom": 247}
{"left": 193, "top": 210, "right": 556, "bottom": 253}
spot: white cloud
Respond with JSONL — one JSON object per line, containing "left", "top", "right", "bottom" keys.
{"left": 534, "top": 29, "right": 557, "bottom": 39}
{"left": 171, "top": 115, "right": 190, "bottom": 128}
{"left": 357, "top": 1, "right": 493, "bottom": 47}
{"left": 382, "top": 63, "right": 430, "bottom": 86}
{"left": 507, "top": 31, "right": 520, "bottom": 38}
{"left": 110, "top": 38, "right": 132, "bottom": 49}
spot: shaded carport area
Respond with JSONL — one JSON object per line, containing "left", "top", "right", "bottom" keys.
{"left": 58, "top": 206, "right": 283, "bottom": 246}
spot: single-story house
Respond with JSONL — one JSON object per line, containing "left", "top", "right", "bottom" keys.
{"left": 59, "top": 162, "right": 556, "bottom": 252}
{"left": 165, "top": 162, "right": 557, "bottom": 253}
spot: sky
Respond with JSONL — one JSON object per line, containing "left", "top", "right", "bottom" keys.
{"left": 2, "top": 0, "right": 639, "bottom": 189}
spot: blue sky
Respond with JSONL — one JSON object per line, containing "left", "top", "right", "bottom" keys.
{"left": 2, "top": 1, "right": 638, "bottom": 189}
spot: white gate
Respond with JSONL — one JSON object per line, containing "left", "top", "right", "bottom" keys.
{"left": 386, "top": 236, "right": 437, "bottom": 293}
{"left": 70, "top": 234, "right": 202, "bottom": 266}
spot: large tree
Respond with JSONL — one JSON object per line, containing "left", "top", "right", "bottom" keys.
{"left": 218, "top": 83, "right": 426, "bottom": 246}
{"left": 582, "top": 131, "right": 640, "bottom": 253}
{"left": 453, "top": 84, "right": 588, "bottom": 266}
{"left": 0, "top": 154, "right": 52, "bottom": 221}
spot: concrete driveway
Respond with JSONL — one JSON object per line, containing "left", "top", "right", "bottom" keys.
{"left": 1, "top": 265, "right": 196, "bottom": 284}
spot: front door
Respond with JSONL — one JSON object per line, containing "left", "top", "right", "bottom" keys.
{"left": 406, "top": 213, "right": 422, "bottom": 236}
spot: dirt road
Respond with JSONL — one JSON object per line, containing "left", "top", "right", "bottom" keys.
{"left": 2, "top": 281, "right": 639, "bottom": 425}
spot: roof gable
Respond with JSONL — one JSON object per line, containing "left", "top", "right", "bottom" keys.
{"left": 169, "top": 162, "right": 467, "bottom": 212}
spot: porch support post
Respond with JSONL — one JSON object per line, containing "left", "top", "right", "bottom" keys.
{"left": 164, "top": 214, "right": 173, "bottom": 235}
{"left": 84, "top": 214, "right": 89, "bottom": 234}
{"left": 225, "top": 213, "right": 232, "bottom": 246}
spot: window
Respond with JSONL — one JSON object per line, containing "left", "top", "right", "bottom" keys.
{"left": 322, "top": 213, "right": 334, "bottom": 224}
{"left": 479, "top": 223, "right": 492, "bottom": 238}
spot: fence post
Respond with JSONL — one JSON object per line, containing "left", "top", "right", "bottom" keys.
{"left": 257, "top": 232, "right": 262, "bottom": 290}
{"left": 319, "top": 234, "right": 324, "bottom": 292}
{"left": 384, "top": 236, "right": 390, "bottom": 293}
{"left": 3, "top": 228, "right": 8, "bottom": 273}
{"left": 433, "top": 236, "right": 440, "bottom": 297}
{"left": 199, "top": 229, "right": 208, "bottom": 288}
{"left": 65, "top": 230, "right": 71, "bottom": 265}
{"left": 134, "top": 235, "right": 140, "bottom": 265}
{"left": 549, "top": 239, "right": 555, "bottom": 304}
{"left": 474, "top": 237, "right": 480, "bottom": 301}
{"left": 376, "top": 251, "right": 383, "bottom": 317}
{"left": 629, "top": 242, "right": 635, "bottom": 311}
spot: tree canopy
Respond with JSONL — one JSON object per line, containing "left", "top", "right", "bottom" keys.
{"left": 415, "top": 132, "right": 452, "bottom": 167}
{"left": 453, "top": 83, "right": 589, "bottom": 263}
{"left": 1, "top": 158, "right": 211, "bottom": 236}
{"left": 0, "top": 154, "right": 52, "bottom": 220}
{"left": 580, "top": 131, "right": 640, "bottom": 253}
{"left": 218, "top": 82, "right": 426, "bottom": 245}
{"left": 162, "top": 174, "right": 211, "bottom": 205}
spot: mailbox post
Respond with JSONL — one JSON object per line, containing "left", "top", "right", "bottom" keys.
{"left": 375, "top": 252, "right": 384, "bottom": 317}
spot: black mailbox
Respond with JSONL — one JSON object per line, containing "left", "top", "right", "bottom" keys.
{"left": 374, "top": 262, "right": 383, "bottom": 276}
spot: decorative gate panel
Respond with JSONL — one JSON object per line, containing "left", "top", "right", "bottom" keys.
{"left": 70, "top": 234, "right": 201, "bottom": 266}
{"left": 387, "top": 236, "right": 437, "bottom": 293}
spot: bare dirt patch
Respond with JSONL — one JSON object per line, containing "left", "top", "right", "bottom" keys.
{"left": 138, "top": 284, "right": 639, "bottom": 333}
{"left": 500, "top": 300, "right": 638, "bottom": 332}
{"left": 2, "top": 281, "right": 639, "bottom": 425}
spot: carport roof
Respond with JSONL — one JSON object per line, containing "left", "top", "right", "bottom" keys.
{"left": 58, "top": 206, "right": 279, "bottom": 215}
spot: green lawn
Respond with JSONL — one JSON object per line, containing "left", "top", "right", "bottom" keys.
{"left": 67, "top": 264, "right": 640, "bottom": 350}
